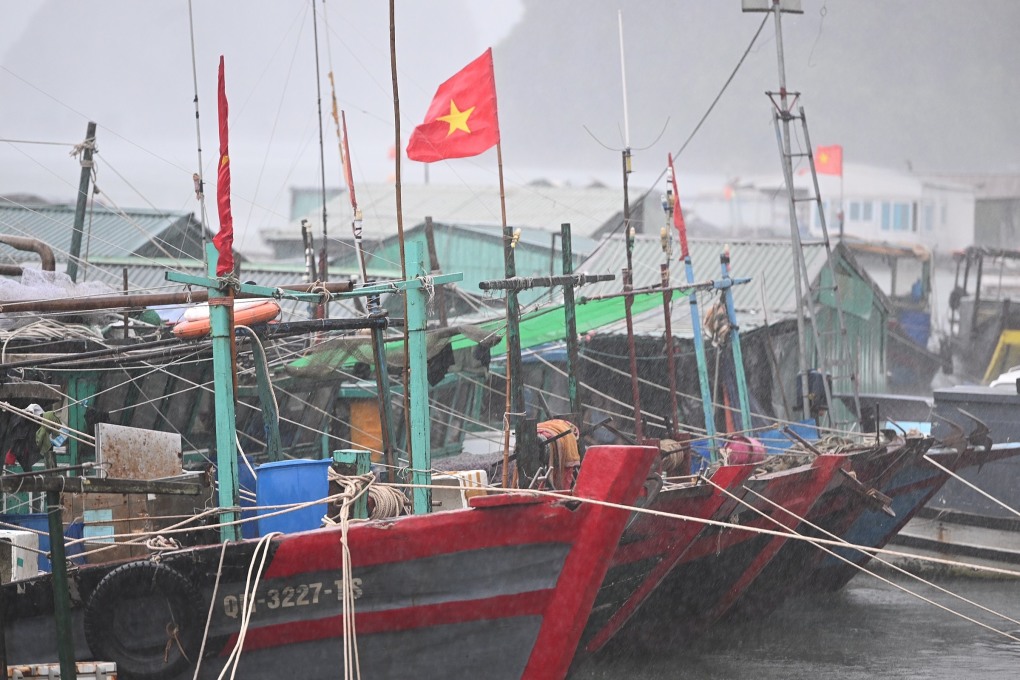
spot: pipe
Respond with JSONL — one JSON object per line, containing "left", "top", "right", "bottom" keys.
{"left": 0, "top": 280, "right": 354, "bottom": 315}
{"left": 0, "top": 235, "right": 57, "bottom": 271}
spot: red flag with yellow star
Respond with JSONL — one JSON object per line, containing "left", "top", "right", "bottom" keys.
{"left": 406, "top": 49, "right": 500, "bottom": 162}
{"left": 815, "top": 144, "right": 843, "bottom": 176}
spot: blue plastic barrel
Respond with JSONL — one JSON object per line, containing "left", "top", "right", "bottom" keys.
{"left": 238, "top": 454, "right": 258, "bottom": 539}
{"left": 897, "top": 310, "right": 931, "bottom": 347}
{"left": 255, "top": 458, "right": 332, "bottom": 536}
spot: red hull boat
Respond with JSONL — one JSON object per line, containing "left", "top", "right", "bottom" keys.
{"left": 602, "top": 453, "right": 847, "bottom": 649}
{"left": 577, "top": 462, "right": 758, "bottom": 657}
{"left": 2, "top": 444, "right": 656, "bottom": 680}
{"left": 726, "top": 437, "right": 930, "bottom": 618}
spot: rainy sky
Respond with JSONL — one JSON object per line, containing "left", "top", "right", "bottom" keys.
{"left": 1, "top": 1, "right": 1017, "bottom": 256}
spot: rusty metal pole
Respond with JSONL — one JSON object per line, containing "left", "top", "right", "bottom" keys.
{"left": 661, "top": 263, "right": 681, "bottom": 438}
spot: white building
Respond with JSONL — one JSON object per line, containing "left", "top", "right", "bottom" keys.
{"left": 680, "top": 164, "right": 977, "bottom": 255}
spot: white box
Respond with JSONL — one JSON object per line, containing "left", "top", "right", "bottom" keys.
{"left": 0, "top": 528, "right": 39, "bottom": 583}
{"left": 432, "top": 470, "right": 489, "bottom": 511}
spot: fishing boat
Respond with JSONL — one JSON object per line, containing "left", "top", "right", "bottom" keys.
{"left": 882, "top": 383, "right": 1020, "bottom": 576}
{"left": 946, "top": 245, "right": 1020, "bottom": 383}
{"left": 726, "top": 434, "right": 932, "bottom": 617}
{"left": 575, "top": 460, "right": 759, "bottom": 658}
{"left": 1, "top": 253, "right": 660, "bottom": 680}
{"left": 806, "top": 437, "right": 1020, "bottom": 592}
{"left": 3, "top": 447, "right": 655, "bottom": 680}
{"left": 583, "top": 449, "right": 849, "bottom": 653}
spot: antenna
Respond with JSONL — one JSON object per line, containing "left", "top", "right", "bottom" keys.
{"left": 186, "top": 0, "right": 209, "bottom": 255}
{"left": 617, "top": 10, "right": 631, "bottom": 151}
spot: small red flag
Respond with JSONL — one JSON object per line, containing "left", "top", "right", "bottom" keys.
{"left": 406, "top": 49, "right": 500, "bottom": 163}
{"left": 214, "top": 55, "right": 235, "bottom": 276}
{"left": 668, "top": 153, "right": 689, "bottom": 259}
{"left": 815, "top": 144, "right": 843, "bottom": 176}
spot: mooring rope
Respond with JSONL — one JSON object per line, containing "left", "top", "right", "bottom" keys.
{"left": 322, "top": 471, "right": 365, "bottom": 680}
{"left": 735, "top": 482, "right": 1020, "bottom": 634}
{"left": 191, "top": 540, "right": 229, "bottom": 680}
{"left": 216, "top": 531, "right": 281, "bottom": 680}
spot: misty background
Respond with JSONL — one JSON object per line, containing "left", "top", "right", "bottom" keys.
{"left": 1, "top": 1, "right": 1017, "bottom": 256}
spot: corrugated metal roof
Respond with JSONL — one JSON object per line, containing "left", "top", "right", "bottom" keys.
{"left": 575, "top": 236, "right": 833, "bottom": 337}
{"left": 262, "top": 182, "right": 652, "bottom": 243}
{"left": 0, "top": 202, "right": 208, "bottom": 265}
{"left": 329, "top": 221, "right": 594, "bottom": 308}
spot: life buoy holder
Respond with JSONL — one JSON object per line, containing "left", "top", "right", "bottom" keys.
{"left": 83, "top": 561, "right": 204, "bottom": 680}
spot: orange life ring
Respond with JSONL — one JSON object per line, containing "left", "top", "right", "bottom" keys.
{"left": 172, "top": 299, "right": 281, "bottom": 339}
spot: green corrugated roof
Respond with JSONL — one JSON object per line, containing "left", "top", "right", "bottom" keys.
{"left": 285, "top": 290, "right": 672, "bottom": 374}
{"left": 0, "top": 202, "right": 207, "bottom": 265}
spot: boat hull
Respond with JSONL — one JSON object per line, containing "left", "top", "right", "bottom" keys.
{"left": 804, "top": 442, "right": 1020, "bottom": 591}
{"left": 727, "top": 438, "right": 929, "bottom": 617}
{"left": 576, "top": 462, "right": 758, "bottom": 658}
{"left": 3, "top": 444, "right": 657, "bottom": 680}
{"left": 598, "top": 454, "right": 845, "bottom": 649}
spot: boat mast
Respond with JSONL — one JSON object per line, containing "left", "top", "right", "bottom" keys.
{"left": 752, "top": 0, "right": 861, "bottom": 427}
{"left": 658, "top": 197, "right": 680, "bottom": 438}
{"left": 667, "top": 154, "right": 718, "bottom": 460}
{"left": 762, "top": 0, "right": 812, "bottom": 417}
{"left": 311, "top": 0, "right": 330, "bottom": 319}
{"left": 617, "top": 9, "right": 644, "bottom": 442}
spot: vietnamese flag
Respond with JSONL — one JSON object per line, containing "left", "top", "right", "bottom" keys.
{"left": 815, "top": 144, "right": 843, "bottom": 176}
{"left": 406, "top": 48, "right": 500, "bottom": 162}
{"left": 214, "top": 55, "right": 235, "bottom": 276}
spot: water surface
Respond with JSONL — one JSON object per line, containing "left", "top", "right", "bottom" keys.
{"left": 574, "top": 573, "right": 1020, "bottom": 679}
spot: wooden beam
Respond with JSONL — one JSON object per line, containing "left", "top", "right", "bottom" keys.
{"left": 0, "top": 476, "right": 205, "bottom": 496}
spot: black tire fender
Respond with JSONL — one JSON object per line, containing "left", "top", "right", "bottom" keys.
{"left": 83, "top": 560, "right": 204, "bottom": 680}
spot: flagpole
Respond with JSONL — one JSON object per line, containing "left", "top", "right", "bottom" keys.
{"left": 839, "top": 166, "right": 845, "bottom": 239}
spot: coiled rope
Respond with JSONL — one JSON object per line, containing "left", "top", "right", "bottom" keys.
{"left": 536, "top": 419, "right": 581, "bottom": 490}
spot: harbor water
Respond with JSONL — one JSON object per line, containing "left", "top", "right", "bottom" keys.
{"left": 574, "top": 572, "right": 1020, "bottom": 679}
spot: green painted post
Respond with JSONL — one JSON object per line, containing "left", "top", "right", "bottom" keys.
{"left": 720, "top": 250, "right": 752, "bottom": 432}
{"left": 206, "top": 244, "right": 240, "bottom": 541}
{"left": 42, "top": 447, "right": 76, "bottom": 680}
{"left": 65, "top": 372, "right": 98, "bottom": 472}
{"left": 503, "top": 227, "right": 525, "bottom": 434}
{"left": 332, "top": 449, "right": 371, "bottom": 519}
{"left": 404, "top": 242, "right": 432, "bottom": 514}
